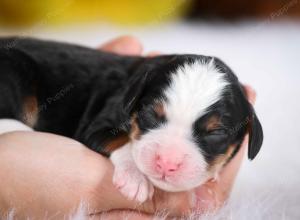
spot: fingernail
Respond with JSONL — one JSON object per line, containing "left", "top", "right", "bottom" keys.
{"left": 146, "top": 51, "right": 161, "bottom": 57}
{"left": 102, "top": 36, "right": 143, "bottom": 55}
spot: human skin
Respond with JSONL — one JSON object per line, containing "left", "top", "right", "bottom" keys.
{"left": 0, "top": 36, "right": 256, "bottom": 219}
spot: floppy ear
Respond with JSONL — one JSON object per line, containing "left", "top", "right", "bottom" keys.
{"left": 239, "top": 84, "right": 264, "bottom": 160}
{"left": 248, "top": 109, "right": 264, "bottom": 160}
{"left": 80, "top": 72, "right": 149, "bottom": 155}
{"left": 122, "top": 71, "right": 149, "bottom": 115}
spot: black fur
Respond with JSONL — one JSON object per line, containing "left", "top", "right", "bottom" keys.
{"left": 0, "top": 37, "right": 263, "bottom": 161}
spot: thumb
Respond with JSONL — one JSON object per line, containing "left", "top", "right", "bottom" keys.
{"left": 133, "top": 189, "right": 195, "bottom": 217}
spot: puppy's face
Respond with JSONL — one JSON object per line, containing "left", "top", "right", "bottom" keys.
{"left": 124, "top": 56, "right": 263, "bottom": 192}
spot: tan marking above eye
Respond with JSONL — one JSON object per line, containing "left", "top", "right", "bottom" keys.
{"left": 205, "top": 115, "right": 222, "bottom": 131}
{"left": 23, "top": 96, "right": 38, "bottom": 127}
{"left": 153, "top": 102, "right": 165, "bottom": 118}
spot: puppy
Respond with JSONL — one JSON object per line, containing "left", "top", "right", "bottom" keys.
{"left": 0, "top": 37, "right": 263, "bottom": 203}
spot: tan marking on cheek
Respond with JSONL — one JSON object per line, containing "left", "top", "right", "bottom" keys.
{"left": 129, "top": 114, "right": 141, "bottom": 140}
{"left": 106, "top": 114, "right": 141, "bottom": 153}
{"left": 206, "top": 115, "right": 222, "bottom": 131}
{"left": 23, "top": 96, "right": 38, "bottom": 127}
{"left": 104, "top": 134, "right": 130, "bottom": 153}
{"left": 207, "top": 144, "right": 236, "bottom": 175}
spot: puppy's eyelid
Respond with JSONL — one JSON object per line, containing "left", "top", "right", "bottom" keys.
{"left": 206, "top": 127, "right": 228, "bottom": 135}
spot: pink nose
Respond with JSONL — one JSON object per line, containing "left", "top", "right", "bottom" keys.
{"left": 155, "top": 155, "right": 182, "bottom": 176}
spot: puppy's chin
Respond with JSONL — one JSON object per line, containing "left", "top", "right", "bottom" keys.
{"left": 149, "top": 177, "right": 186, "bottom": 192}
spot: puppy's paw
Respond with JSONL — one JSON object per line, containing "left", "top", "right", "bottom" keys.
{"left": 113, "top": 162, "right": 154, "bottom": 203}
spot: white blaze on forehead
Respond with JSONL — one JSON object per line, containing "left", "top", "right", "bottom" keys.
{"left": 163, "top": 59, "right": 229, "bottom": 125}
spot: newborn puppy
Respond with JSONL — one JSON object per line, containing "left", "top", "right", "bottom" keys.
{"left": 0, "top": 38, "right": 263, "bottom": 203}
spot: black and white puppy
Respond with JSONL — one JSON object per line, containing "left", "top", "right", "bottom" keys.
{"left": 0, "top": 38, "right": 263, "bottom": 203}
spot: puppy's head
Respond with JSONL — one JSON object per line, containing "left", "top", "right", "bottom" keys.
{"left": 123, "top": 55, "right": 263, "bottom": 192}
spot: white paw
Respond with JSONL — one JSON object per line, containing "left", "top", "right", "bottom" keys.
{"left": 113, "top": 162, "right": 154, "bottom": 203}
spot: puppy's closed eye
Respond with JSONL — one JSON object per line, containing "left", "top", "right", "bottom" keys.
{"left": 206, "top": 128, "right": 228, "bottom": 136}
{"left": 204, "top": 129, "right": 229, "bottom": 145}
{"left": 199, "top": 128, "right": 230, "bottom": 158}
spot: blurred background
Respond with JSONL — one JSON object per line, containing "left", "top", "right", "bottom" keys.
{"left": 0, "top": 0, "right": 299, "bottom": 218}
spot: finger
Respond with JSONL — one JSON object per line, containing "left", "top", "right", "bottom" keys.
{"left": 99, "top": 36, "right": 143, "bottom": 56}
{"left": 243, "top": 84, "right": 257, "bottom": 105}
{"left": 91, "top": 210, "right": 153, "bottom": 220}
{"left": 194, "top": 136, "right": 249, "bottom": 212}
{"left": 135, "top": 189, "right": 193, "bottom": 217}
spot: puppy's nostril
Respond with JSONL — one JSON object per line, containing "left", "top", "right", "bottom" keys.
{"left": 167, "top": 162, "right": 182, "bottom": 172}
